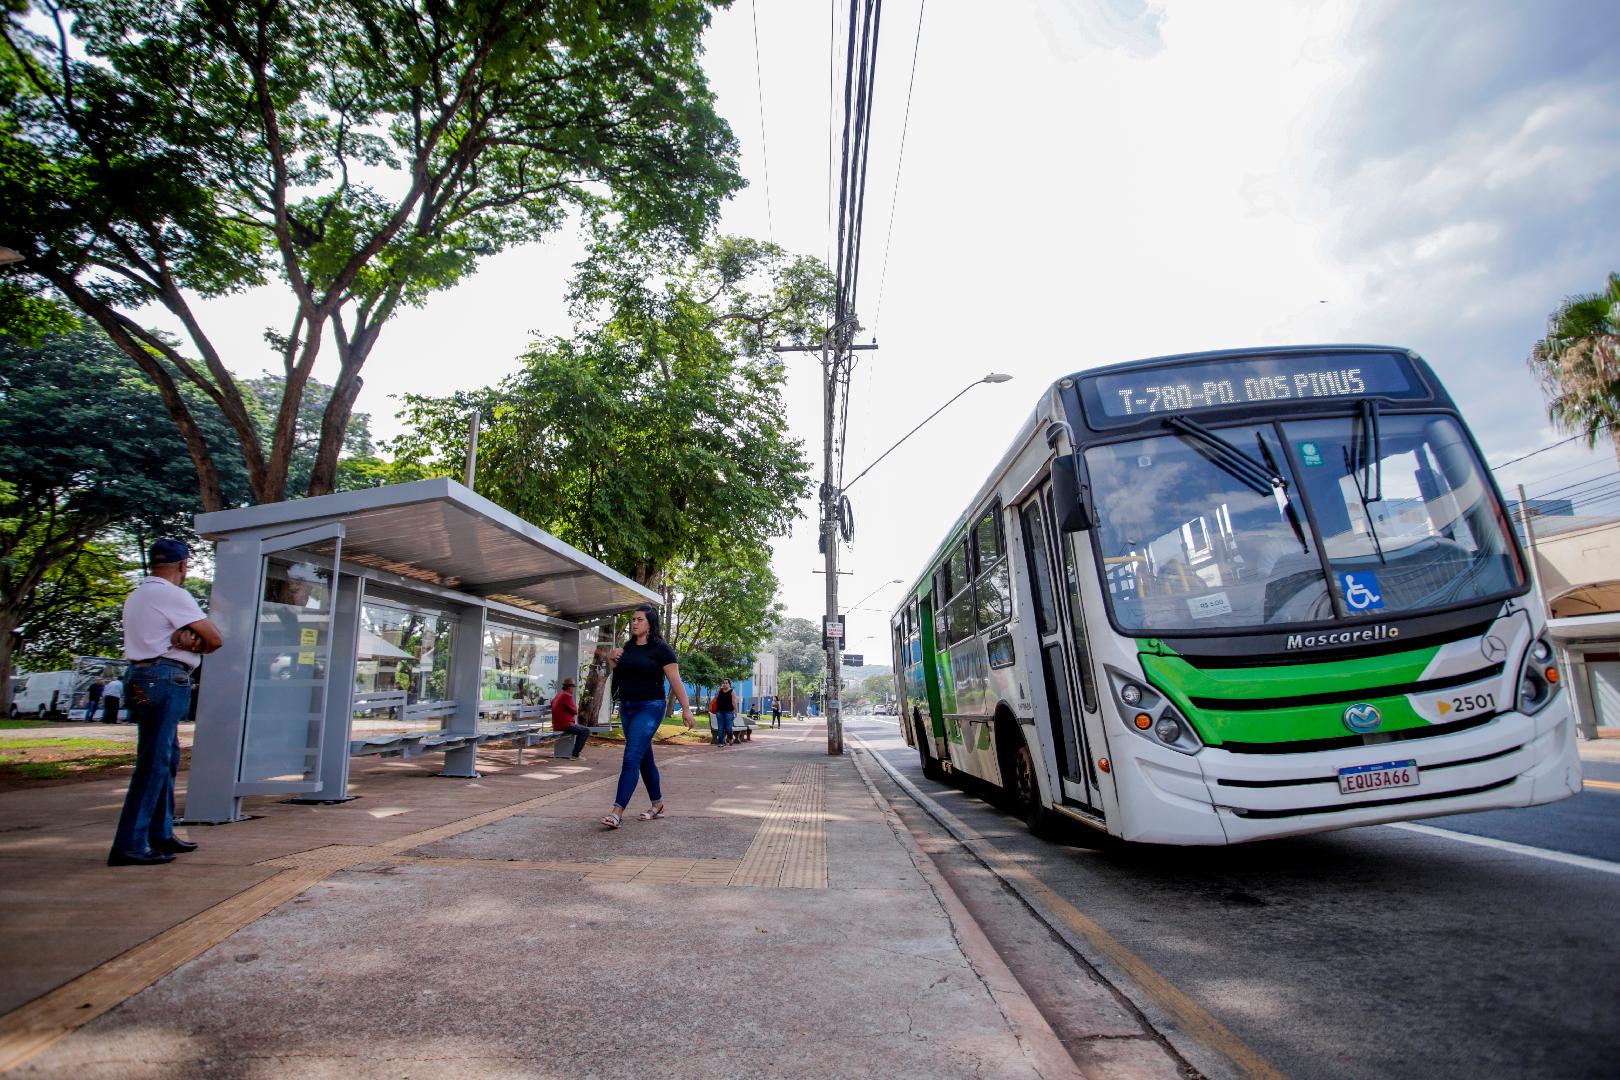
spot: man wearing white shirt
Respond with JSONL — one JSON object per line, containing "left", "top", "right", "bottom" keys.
{"left": 99, "top": 676, "right": 123, "bottom": 723}
{"left": 108, "top": 539, "right": 223, "bottom": 867}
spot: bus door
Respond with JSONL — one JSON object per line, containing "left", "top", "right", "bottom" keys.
{"left": 1019, "top": 482, "right": 1104, "bottom": 816}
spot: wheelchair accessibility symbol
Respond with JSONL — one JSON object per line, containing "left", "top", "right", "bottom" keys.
{"left": 1339, "top": 572, "right": 1385, "bottom": 612}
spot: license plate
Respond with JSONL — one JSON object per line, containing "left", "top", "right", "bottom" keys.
{"left": 1338, "top": 759, "right": 1419, "bottom": 795}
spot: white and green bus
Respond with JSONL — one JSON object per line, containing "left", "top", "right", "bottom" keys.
{"left": 891, "top": 345, "right": 1581, "bottom": 844}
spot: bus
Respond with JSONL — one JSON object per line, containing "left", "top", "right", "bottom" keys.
{"left": 890, "top": 344, "right": 1581, "bottom": 845}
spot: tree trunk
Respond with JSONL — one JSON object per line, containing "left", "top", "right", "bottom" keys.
{"left": 0, "top": 610, "right": 19, "bottom": 717}
{"left": 43, "top": 271, "right": 230, "bottom": 511}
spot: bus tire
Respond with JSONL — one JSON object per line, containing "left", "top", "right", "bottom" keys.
{"left": 1007, "top": 731, "right": 1058, "bottom": 839}
{"left": 914, "top": 710, "right": 945, "bottom": 781}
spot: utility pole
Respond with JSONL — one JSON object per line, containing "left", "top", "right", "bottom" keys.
{"left": 774, "top": 334, "right": 876, "bottom": 755}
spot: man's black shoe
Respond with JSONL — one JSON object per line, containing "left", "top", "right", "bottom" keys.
{"left": 108, "top": 849, "right": 174, "bottom": 866}
{"left": 156, "top": 837, "right": 199, "bottom": 853}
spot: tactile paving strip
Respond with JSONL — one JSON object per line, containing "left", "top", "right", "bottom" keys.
{"left": 730, "top": 762, "right": 828, "bottom": 889}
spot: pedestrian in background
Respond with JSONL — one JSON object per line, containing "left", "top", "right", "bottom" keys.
{"left": 600, "top": 604, "right": 694, "bottom": 829}
{"left": 108, "top": 539, "right": 223, "bottom": 867}
{"left": 83, "top": 678, "right": 105, "bottom": 723}
{"left": 711, "top": 678, "right": 737, "bottom": 748}
{"left": 100, "top": 675, "right": 123, "bottom": 724}
{"left": 771, "top": 699, "right": 781, "bottom": 728}
{"left": 552, "top": 677, "right": 588, "bottom": 759}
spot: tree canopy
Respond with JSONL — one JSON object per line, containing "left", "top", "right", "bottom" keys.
{"left": 0, "top": 0, "right": 743, "bottom": 508}
{"left": 1529, "top": 272, "right": 1620, "bottom": 464}
{"left": 391, "top": 234, "right": 830, "bottom": 589}
{"left": 0, "top": 326, "right": 247, "bottom": 708}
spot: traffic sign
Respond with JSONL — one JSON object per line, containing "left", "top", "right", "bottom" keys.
{"left": 823, "top": 618, "right": 843, "bottom": 638}
{"left": 841, "top": 653, "right": 864, "bottom": 666}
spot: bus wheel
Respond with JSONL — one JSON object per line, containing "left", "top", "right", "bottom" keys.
{"left": 914, "top": 711, "right": 944, "bottom": 781}
{"left": 1009, "top": 736, "right": 1058, "bottom": 838}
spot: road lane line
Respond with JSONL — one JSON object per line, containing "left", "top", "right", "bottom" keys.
{"left": 1384, "top": 822, "right": 1620, "bottom": 877}
{"left": 1584, "top": 778, "right": 1620, "bottom": 792}
{"left": 853, "top": 734, "right": 1286, "bottom": 1080}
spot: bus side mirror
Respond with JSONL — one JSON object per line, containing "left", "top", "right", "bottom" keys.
{"left": 1051, "top": 454, "right": 1092, "bottom": 532}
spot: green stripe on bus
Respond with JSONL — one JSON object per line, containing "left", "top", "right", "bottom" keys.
{"left": 1190, "top": 696, "right": 1428, "bottom": 744}
{"left": 1140, "top": 644, "right": 1441, "bottom": 745}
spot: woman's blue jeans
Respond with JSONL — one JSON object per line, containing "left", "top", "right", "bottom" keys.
{"left": 614, "top": 699, "right": 665, "bottom": 809}
{"left": 715, "top": 710, "right": 736, "bottom": 744}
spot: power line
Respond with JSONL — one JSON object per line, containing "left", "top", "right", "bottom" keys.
{"left": 749, "top": 0, "right": 774, "bottom": 242}
{"left": 871, "top": 0, "right": 926, "bottom": 334}
{"left": 1491, "top": 421, "right": 1615, "bottom": 471}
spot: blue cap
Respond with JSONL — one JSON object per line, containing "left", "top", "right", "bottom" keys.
{"left": 149, "top": 539, "right": 191, "bottom": 566}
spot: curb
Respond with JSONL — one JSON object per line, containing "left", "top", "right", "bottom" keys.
{"left": 853, "top": 733, "right": 1285, "bottom": 1080}
{"left": 847, "top": 748, "right": 1083, "bottom": 1079}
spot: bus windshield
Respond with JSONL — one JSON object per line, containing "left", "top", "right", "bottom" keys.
{"left": 1086, "top": 413, "right": 1523, "bottom": 633}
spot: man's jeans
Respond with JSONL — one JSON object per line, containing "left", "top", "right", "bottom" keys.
{"left": 613, "top": 700, "right": 665, "bottom": 810}
{"left": 110, "top": 661, "right": 190, "bottom": 855}
{"left": 715, "top": 710, "right": 736, "bottom": 744}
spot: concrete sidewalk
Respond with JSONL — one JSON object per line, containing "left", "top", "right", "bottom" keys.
{"left": 0, "top": 722, "right": 1077, "bottom": 1078}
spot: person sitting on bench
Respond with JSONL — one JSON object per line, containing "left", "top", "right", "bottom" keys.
{"left": 552, "top": 678, "right": 587, "bottom": 759}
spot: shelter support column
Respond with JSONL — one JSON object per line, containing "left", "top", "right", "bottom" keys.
{"left": 441, "top": 603, "right": 488, "bottom": 778}
{"left": 1561, "top": 647, "right": 1602, "bottom": 741}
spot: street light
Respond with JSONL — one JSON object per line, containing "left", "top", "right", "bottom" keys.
{"left": 818, "top": 371, "right": 1012, "bottom": 758}
{"left": 842, "top": 373, "right": 1013, "bottom": 492}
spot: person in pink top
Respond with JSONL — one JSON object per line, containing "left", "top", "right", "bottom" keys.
{"left": 552, "top": 678, "right": 587, "bottom": 759}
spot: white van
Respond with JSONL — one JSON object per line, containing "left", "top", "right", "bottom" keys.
{"left": 10, "top": 670, "right": 77, "bottom": 719}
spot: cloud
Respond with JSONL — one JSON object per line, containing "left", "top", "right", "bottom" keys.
{"left": 1034, "top": 0, "right": 1167, "bottom": 61}
{"left": 1313, "top": 0, "right": 1620, "bottom": 456}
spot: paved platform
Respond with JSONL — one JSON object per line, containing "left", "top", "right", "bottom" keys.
{"left": 0, "top": 722, "right": 1079, "bottom": 1078}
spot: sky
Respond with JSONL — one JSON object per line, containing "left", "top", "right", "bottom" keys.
{"left": 139, "top": 0, "right": 1620, "bottom": 667}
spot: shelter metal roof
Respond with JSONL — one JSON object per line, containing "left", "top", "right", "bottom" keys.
{"left": 194, "top": 479, "right": 659, "bottom": 622}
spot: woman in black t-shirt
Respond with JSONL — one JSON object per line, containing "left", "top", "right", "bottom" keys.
{"left": 601, "top": 604, "right": 695, "bottom": 828}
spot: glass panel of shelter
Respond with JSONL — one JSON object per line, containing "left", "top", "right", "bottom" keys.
{"left": 352, "top": 598, "right": 460, "bottom": 737}
{"left": 481, "top": 621, "right": 563, "bottom": 727}
{"left": 239, "top": 552, "right": 337, "bottom": 787}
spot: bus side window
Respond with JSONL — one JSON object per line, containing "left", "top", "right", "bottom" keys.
{"left": 974, "top": 505, "right": 1011, "bottom": 628}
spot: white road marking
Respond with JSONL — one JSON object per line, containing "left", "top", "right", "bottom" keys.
{"left": 1385, "top": 822, "right": 1620, "bottom": 878}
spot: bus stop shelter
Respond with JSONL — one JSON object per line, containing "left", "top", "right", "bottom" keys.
{"left": 182, "top": 479, "right": 658, "bottom": 823}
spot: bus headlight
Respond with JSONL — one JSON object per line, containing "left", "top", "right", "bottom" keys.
{"left": 1517, "top": 634, "right": 1561, "bottom": 715}
{"left": 1105, "top": 668, "right": 1203, "bottom": 755}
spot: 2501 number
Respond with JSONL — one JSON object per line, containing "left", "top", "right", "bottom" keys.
{"left": 1451, "top": 692, "right": 1495, "bottom": 713}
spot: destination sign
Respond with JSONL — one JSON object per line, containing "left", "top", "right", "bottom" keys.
{"left": 1081, "top": 351, "right": 1428, "bottom": 428}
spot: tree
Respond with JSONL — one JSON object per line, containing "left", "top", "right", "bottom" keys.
{"left": 391, "top": 233, "right": 830, "bottom": 718}
{"left": 1529, "top": 272, "right": 1620, "bottom": 465}
{"left": 769, "top": 617, "right": 827, "bottom": 683}
{"left": 0, "top": 0, "right": 743, "bottom": 509}
{"left": 392, "top": 235, "right": 828, "bottom": 583}
{"left": 0, "top": 326, "right": 248, "bottom": 711}
{"left": 12, "top": 540, "right": 126, "bottom": 670}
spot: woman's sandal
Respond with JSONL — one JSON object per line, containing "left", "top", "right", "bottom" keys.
{"left": 637, "top": 803, "right": 666, "bottom": 821}
{"left": 601, "top": 811, "right": 622, "bottom": 829}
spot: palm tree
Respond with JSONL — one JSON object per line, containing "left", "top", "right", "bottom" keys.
{"left": 1529, "top": 273, "right": 1620, "bottom": 465}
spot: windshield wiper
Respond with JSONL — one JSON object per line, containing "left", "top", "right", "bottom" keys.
{"left": 1344, "top": 400, "right": 1389, "bottom": 564}
{"left": 1166, "top": 417, "right": 1309, "bottom": 553}
{"left": 1349, "top": 399, "right": 1382, "bottom": 502}
{"left": 1164, "top": 416, "right": 1277, "bottom": 496}
{"left": 1255, "top": 433, "right": 1310, "bottom": 554}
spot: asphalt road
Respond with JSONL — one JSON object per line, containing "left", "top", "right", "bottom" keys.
{"left": 848, "top": 714, "right": 1620, "bottom": 1080}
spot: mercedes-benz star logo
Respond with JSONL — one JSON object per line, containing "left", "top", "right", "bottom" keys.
{"left": 1482, "top": 636, "right": 1507, "bottom": 662}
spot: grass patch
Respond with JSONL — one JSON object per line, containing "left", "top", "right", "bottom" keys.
{"left": 0, "top": 737, "right": 130, "bottom": 752}
{"left": 2, "top": 755, "right": 132, "bottom": 781}
{"left": 0, "top": 718, "right": 52, "bottom": 730}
